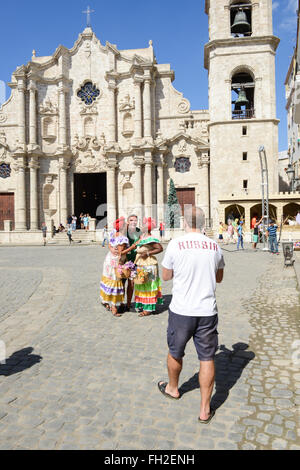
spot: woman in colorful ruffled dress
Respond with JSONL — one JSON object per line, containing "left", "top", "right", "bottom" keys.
{"left": 134, "top": 218, "right": 164, "bottom": 317}
{"left": 100, "top": 217, "right": 136, "bottom": 317}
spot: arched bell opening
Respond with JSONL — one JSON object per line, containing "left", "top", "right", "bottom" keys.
{"left": 230, "top": 1, "right": 252, "bottom": 38}
{"left": 231, "top": 70, "right": 255, "bottom": 120}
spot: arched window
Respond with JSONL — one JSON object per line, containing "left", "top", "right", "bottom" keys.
{"left": 230, "top": 1, "right": 252, "bottom": 37}
{"left": 231, "top": 70, "right": 255, "bottom": 120}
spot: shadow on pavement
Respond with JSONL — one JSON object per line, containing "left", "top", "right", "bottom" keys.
{"left": 155, "top": 294, "right": 172, "bottom": 315}
{"left": 0, "top": 347, "right": 42, "bottom": 376}
{"left": 179, "top": 342, "right": 255, "bottom": 411}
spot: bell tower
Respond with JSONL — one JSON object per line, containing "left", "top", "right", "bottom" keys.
{"left": 204, "top": 0, "right": 280, "bottom": 228}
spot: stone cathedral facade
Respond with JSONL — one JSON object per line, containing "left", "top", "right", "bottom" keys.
{"left": 1, "top": 0, "right": 299, "bottom": 243}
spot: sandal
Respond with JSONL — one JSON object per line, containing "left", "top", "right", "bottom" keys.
{"left": 157, "top": 382, "right": 180, "bottom": 400}
{"left": 198, "top": 410, "right": 215, "bottom": 424}
{"left": 104, "top": 303, "right": 111, "bottom": 311}
{"left": 111, "top": 306, "right": 121, "bottom": 317}
{"left": 138, "top": 310, "right": 152, "bottom": 317}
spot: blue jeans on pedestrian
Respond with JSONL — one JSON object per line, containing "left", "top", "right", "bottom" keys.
{"left": 269, "top": 236, "right": 278, "bottom": 253}
{"left": 102, "top": 237, "right": 109, "bottom": 247}
{"left": 237, "top": 235, "right": 244, "bottom": 250}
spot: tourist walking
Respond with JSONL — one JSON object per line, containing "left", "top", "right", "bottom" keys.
{"left": 252, "top": 216, "right": 263, "bottom": 250}
{"left": 267, "top": 220, "right": 279, "bottom": 254}
{"left": 159, "top": 221, "right": 165, "bottom": 241}
{"left": 67, "top": 224, "right": 73, "bottom": 245}
{"left": 134, "top": 218, "right": 163, "bottom": 317}
{"left": 218, "top": 222, "right": 225, "bottom": 243}
{"left": 158, "top": 206, "right": 224, "bottom": 423}
{"left": 83, "top": 214, "right": 89, "bottom": 231}
{"left": 102, "top": 224, "right": 109, "bottom": 247}
{"left": 41, "top": 223, "right": 47, "bottom": 246}
{"left": 71, "top": 215, "right": 77, "bottom": 232}
{"left": 237, "top": 221, "right": 244, "bottom": 250}
{"left": 226, "top": 222, "right": 234, "bottom": 243}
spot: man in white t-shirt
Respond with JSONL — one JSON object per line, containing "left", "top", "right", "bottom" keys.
{"left": 158, "top": 206, "right": 225, "bottom": 424}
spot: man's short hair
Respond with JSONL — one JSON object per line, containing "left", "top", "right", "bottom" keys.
{"left": 127, "top": 214, "right": 138, "bottom": 222}
{"left": 184, "top": 206, "right": 205, "bottom": 230}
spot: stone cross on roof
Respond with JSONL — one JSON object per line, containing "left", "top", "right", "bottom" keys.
{"left": 83, "top": 6, "right": 95, "bottom": 28}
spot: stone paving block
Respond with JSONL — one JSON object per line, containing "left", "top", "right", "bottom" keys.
{"left": 0, "top": 246, "right": 299, "bottom": 450}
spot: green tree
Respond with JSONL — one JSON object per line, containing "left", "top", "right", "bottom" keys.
{"left": 166, "top": 179, "right": 181, "bottom": 228}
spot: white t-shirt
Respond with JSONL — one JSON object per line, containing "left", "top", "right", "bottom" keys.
{"left": 162, "top": 232, "right": 225, "bottom": 317}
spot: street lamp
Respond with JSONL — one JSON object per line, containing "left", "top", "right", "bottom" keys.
{"left": 286, "top": 163, "right": 300, "bottom": 192}
{"left": 258, "top": 146, "right": 269, "bottom": 251}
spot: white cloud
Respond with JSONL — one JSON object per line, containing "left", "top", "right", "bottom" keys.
{"left": 277, "top": 0, "right": 298, "bottom": 34}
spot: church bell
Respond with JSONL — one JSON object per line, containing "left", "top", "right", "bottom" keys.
{"left": 231, "top": 8, "right": 251, "bottom": 34}
{"left": 234, "top": 88, "right": 249, "bottom": 110}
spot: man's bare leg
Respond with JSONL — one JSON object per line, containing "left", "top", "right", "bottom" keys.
{"left": 199, "top": 360, "right": 215, "bottom": 420}
{"left": 159, "top": 353, "right": 182, "bottom": 398}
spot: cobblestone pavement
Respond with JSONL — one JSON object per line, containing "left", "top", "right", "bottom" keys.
{"left": 0, "top": 244, "right": 299, "bottom": 450}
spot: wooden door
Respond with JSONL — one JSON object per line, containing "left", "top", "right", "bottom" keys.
{"left": 176, "top": 188, "right": 195, "bottom": 215}
{"left": 0, "top": 193, "right": 15, "bottom": 230}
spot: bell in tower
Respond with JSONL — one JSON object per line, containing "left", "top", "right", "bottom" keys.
{"left": 233, "top": 87, "right": 249, "bottom": 110}
{"left": 231, "top": 6, "right": 251, "bottom": 36}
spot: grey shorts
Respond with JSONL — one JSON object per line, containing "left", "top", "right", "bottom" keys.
{"left": 167, "top": 309, "right": 218, "bottom": 361}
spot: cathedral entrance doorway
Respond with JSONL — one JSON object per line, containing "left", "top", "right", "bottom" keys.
{"left": 0, "top": 193, "right": 15, "bottom": 231}
{"left": 74, "top": 173, "right": 107, "bottom": 226}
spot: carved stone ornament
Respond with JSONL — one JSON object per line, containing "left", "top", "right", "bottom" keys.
{"left": 80, "top": 103, "right": 98, "bottom": 115}
{"left": 39, "top": 98, "right": 58, "bottom": 115}
{"left": 72, "top": 134, "right": 101, "bottom": 153}
{"left": 0, "top": 130, "right": 10, "bottom": 161}
{"left": 0, "top": 112, "right": 7, "bottom": 123}
{"left": 73, "top": 152, "right": 106, "bottom": 173}
{"left": 119, "top": 94, "right": 135, "bottom": 112}
{"left": 120, "top": 170, "right": 133, "bottom": 183}
{"left": 177, "top": 139, "right": 187, "bottom": 155}
{"left": 175, "top": 157, "right": 191, "bottom": 173}
{"left": 177, "top": 98, "right": 190, "bottom": 114}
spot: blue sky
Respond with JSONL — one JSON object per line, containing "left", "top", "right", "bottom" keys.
{"left": 0, "top": 0, "right": 297, "bottom": 151}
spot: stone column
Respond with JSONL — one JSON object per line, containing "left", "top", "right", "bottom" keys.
{"left": 58, "top": 83, "right": 68, "bottom": 148}
{"left": 107, "top": 80, "right": 117, "bottom": 144}
{"left": 134, "top": 157, "right": 143, "bottom": 222}
{"left": 17, "top": 78, "right": 26, "bottom": 150}
{"left": 143, "top": 78, "right": 152, "bottom": 139}
{"left": 29, "top": 81, "right": 37, "bottom": 148}
{"left": 144, "top": 152, "right": 153, "bottom": 218}
{"left": 106, "top": 158, "right": 118, "bottom": 229}
{"left": 29, "top": 157, "right": 39, "bottom": 231}
{"left": 198, "top": 152, "right": 210, "bottom": 220}
{"left": 59, "top": 158, "right": 69, "bottom": 225}
{"left": 134, "top": 79, "right": 143, "bottom": 140}
{"left": 157, "top": 157, "right": 165, "bottom": 223}
{"left": 15, "top": 157, "right": 27, "bottom": 231}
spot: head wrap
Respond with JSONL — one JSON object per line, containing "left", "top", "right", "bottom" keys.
{"left": 143, "top": 217, "right": 156, "bottom": 232}
{"left": 113, "top": 216, "right": 125, "bottom": 232}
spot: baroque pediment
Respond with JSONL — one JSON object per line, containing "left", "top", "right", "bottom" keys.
{"left": 166, "top": 131, "right": 209, "bottom": 149}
